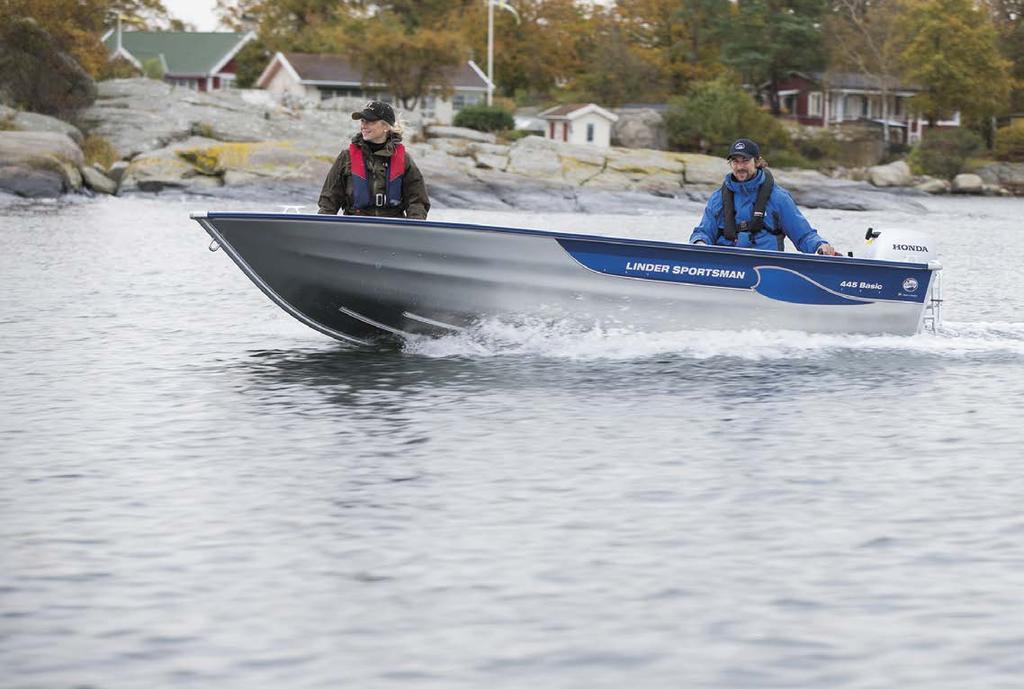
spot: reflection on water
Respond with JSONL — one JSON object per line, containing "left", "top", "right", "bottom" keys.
{"left": 2, "top": 195, "right": 1024, "bottom": 689}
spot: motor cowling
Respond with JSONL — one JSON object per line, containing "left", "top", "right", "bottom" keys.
{"left": 860, "top": 228, "right": 938, "bottom": 263}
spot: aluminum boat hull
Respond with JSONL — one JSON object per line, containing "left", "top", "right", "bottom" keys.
{"left": 191, "top": 212, "right": 940, "bottom": 345}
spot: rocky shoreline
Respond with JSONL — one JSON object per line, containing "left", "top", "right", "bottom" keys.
{"left": 3, "top": 78, "right": 1023, "bottom": 212}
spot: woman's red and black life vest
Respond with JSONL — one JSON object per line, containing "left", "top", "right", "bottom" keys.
{"left": 349, "top": 143, "right": 405, "bottom": 209}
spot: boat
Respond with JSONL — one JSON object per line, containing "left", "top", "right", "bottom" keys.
{"left": 190, "top": 212, "right": 943, "bottom": 346}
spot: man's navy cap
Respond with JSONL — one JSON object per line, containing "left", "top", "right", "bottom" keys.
{"left": 727, "top": 138, "right": 760, "bottom": 160}
{"left": 352, "top": 101, "right": 396, "bottom": 126}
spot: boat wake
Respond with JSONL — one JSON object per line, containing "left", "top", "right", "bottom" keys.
{"left": 402, "top": 318, "right": 1024, "bottom": 361}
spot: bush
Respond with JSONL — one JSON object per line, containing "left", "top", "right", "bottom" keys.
{"left": 767, "top": 149, "right": 814, "bottom": 169}
{"left": 453, "top": 104, "right": 515, "bottom": 132}
{"left": 81, "top": 134, "right": 119, "bottom": 169}
{"left": 908, "top": 128, "right": 985, "bottom": 179}
{"left": 142, "top": 57, "right": 165, "bottom": 80}
{"left": 497, "top": 129, "right": 533, "bottom": 143}
{"left": 664, "top": 76, "right": 792, "bottom": 157}
{"left": 793, "top": 130, "right": 841, "bottom": 164}
{"left": 994, "top": 124, "right": 1024, "bottom": 162}
{"left": 0, "top": 111, "right": 18, "bottom": 131}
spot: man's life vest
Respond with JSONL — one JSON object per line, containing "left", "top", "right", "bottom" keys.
{"left": 720, "top": 167, "right": 784, "bottom": 249}
{"left": 349, "top": 143, "right": 405, "bottom": 209}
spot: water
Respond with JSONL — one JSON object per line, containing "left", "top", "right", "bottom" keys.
{"left": 2, "top": 194, "right": 1023, "bottom": 689}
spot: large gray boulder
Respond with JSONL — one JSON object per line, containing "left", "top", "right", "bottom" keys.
{"left": 612, "top": 108, "right": 666, "bottom": 150}
{"left": 867, "top": 160, "right": 912, "bottom": 187}
{"left": 0, "top": 130, "right": 84, "bottom": 196}
{"left": 952, "top": 173, "right": 984, "bottom": 194}
{"left": 680, "top": 153, "right": 726, "bottom": 185}
{"left": 506, "top": 136, "right": 563, "bottom": 178}
{"left": 974, "top": 162, "right": 1024, "bottom": 195}
{"left": 0, "top": 105, "right": 83, "bottom": 143}
{"left": 81, "top": 165, "right": 117, "bottom": 194}
{"left": 0, "top": 18, "right": 96, "bottom": 115}
{"left": 0, "top": 166, "right": 66, "bottom": 198}
{"left": 119, "top": 136, "right": 223, "bottom": 192}
{"left": 915, "top": 177, "right": 950, "bottom": 194}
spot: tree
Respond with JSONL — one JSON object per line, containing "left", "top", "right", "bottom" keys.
{"left": 458, "top": 0, "right": 590, "bottom": 99}
{"left": 2, "top": 0, "right": 110, "bottom": 75}
{"left": 344, "top": 15, "right": 467, "bottom": 109}
{"left": 824, "top": 0, "right": 905, "bottom": 143}
{"left": 665, "top": 75, "right": 793, "bottom": 154}
{"left": 721, "top": 0, "right": 828, "bottom": 114}
{"left": 574, "top": 21, "right": 667, "bottom": 105}
{"left": 900, "top": 0, "right": 1012, "bottom": 128}
{"left": 613, "top": 0, "right": 728, "bottom": 92}
{"left": 984, "top": 0, "right": 1024, "bottom": 112}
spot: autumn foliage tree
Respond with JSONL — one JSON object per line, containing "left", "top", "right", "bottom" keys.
{"left": 341, "top": 13, "right": 467, "bottom": 110}
{"left": 900, "top": 0, "right": 1012, "bottom": 128}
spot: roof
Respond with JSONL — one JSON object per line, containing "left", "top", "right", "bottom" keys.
{"left": 257, "top": 53, "right": 489, "bottom": 91}
{"left": 538, "top": 103, "right": 619, "bottom": 122}
{"left": 801, "top": 71, "right": 921, "bottom": 93}
{"left": 103, "top": 31, "right": 253, "bottom": 77}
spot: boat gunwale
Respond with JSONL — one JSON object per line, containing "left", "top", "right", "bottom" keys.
{"left": 199, "top": 212, "right": 938, "bottom": 272}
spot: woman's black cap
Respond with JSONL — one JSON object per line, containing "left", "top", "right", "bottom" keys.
{"left": 352, "top": 101, "right": 396, "bottom": 126}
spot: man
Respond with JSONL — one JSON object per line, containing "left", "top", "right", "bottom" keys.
{"left": 690, "top": 138, "right": 841, "bottom": 255}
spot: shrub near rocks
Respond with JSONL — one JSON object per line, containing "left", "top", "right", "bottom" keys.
{"left": 453, "top": 105, "right": 515, "bottom": 133}
{"left": 81, "top": 134, "right": 118, "bottom": 169}
{"left": 994, "top": 124, "right": 1024, "bottom": 163}
{"left": 908, "top": 128, "right": 984, "bottom": 179}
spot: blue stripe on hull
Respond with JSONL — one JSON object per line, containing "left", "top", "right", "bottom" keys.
{"left": 556, "top": 238, "right": 932, "bottom": 306}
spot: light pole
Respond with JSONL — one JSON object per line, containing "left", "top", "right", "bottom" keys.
{"left": 485, "top": 0, "right": 520, "bottom": 106}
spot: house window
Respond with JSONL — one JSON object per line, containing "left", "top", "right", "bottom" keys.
{"left": 808, "top": 92, "right": 823, "bottom": 117}
{"left": 586, "top": 123, "right": 594, "bottom": 143}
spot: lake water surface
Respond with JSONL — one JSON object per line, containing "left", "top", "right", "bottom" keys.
{"left": 2, "top": 193, "right": 1023, "bottom": 689}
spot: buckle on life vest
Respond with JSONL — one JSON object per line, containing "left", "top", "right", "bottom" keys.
{"left": 375, "top": 193, "right": 386, "bottom": 207}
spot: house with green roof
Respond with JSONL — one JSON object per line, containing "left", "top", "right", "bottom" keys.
{"left": 102, "top": 29, "right": 254, "bottom": 92}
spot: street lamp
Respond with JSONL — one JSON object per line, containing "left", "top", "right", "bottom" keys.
{"left": 486, "top": 0, "right": 520, "bottom": 105}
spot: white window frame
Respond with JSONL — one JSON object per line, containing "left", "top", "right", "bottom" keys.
{"left": 808, "top": 91, "right": 823, "bottom": 117}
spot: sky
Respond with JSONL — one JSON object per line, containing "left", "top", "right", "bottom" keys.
{"left": 164, "top": 0, "right": 220, "bottom": 31}
{"left": 161, "top": 0, "right": 615, "bottom": 32}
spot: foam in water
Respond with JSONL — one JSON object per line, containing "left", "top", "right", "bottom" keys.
{"left": 403, "top": 317, "right": 1024, "bottom": 360}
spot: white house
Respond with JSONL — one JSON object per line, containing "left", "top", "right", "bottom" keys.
{"left": 538, "top": 103, "right": 619, "bottom": 147}
{"left": 255, "top": 52, "right": 489, "bottom": 124}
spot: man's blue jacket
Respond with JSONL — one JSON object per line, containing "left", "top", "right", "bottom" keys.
{"left": 689, "top": 169, "right": 828, "bottom": 253}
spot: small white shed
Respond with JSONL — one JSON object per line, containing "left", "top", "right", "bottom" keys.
{"left": 538, "top": 103, "right": 619, "bottom": 147}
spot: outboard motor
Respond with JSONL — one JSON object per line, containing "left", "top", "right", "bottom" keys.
{"left": 860, "top": 227, "right": 938, "bottom": 263}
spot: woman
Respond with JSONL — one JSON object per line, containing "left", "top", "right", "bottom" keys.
{"left": 317, "top": 101, "right": 430, "bottom": 219}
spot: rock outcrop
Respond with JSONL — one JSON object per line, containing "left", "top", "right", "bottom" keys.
{"left": 0, "top": 105, "right": 84, "bottom": 143}
{"left": 3, "top": 77, "right": 1016, "bottom": 207}
{"left": 975, "top": 162, "right": 1024, "bottom": 195}
{"left": 613, "top": 108, "right": 667, "bottom": 150}
{"left": 0, "top": 130, "right": 84, "bottom": 197}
